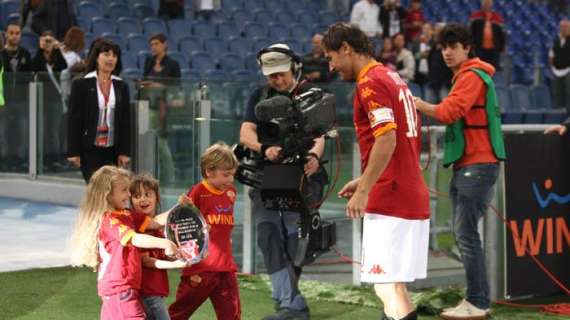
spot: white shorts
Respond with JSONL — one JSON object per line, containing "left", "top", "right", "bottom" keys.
{"left": 360, "top": 213, "right": 430, "bottom": 283}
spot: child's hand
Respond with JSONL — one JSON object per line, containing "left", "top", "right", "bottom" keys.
{"left": 178, "top": 194, "right": 194, "bottom": 206}
{"left": 164, "top": 240, "right": 178, "bottom": 258}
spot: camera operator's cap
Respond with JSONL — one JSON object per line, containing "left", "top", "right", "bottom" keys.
{"left": 260, "top": 43, "right": 293, "bottom": 76}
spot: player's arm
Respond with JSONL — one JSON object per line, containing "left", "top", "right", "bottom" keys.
{"left": 347, "top": 130, "right": 396, "bottom": 218}
{"left": 142, "top": 255, "right": 188, "bottom": 269}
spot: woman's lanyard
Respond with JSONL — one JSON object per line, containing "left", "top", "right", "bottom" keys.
{"left": 95, "top": 81, "right": 112, "bottom": 146}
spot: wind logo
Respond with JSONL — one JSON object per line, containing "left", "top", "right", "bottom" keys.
{"left": 531, "top": 178, "right": 570, "bottom": 208}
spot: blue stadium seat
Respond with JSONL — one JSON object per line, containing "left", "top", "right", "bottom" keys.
{"left": 281, "top": 39, "right": 302, "bottom": 54}
{"left": 252, "top": 37, "right": 271, "bottom": 52}
{"left": 121, "top": 68, "right": 143, "bottom": 78}
{"left": 143, "top": 17, "right": 168, "bottom": 37}
{"left": 91, "top": 17, "right": 115, "bottom": 35}
{"left": 232, "top": 9, "right": 251, "bottom": 28}
{"left": 84, "top": 33, "right": 95, "bottom": 52}
{"left": 264, "top": 0, "right": 286, "bottom": 11}
{"left": 254, "top": 9, "right": 273, "bottom": 25}
{"left": 127, "top": 34, "right": 147, "bottom": 53}
{"left": 228, "top": 37, "right": 251, "bottom": 58}
{"left": 101, "top": 32, "right": 124, "bottom": 48}
{"left": 76, "top": 17, "right": 90, "bottom": 31}
{"left": 243, "top": 0, "right": 264, "bottom": 11}
{"left": 78, "top": 1, "right": 103, "bottom": 20}
{"left": 218, "top": 53, "right": 244, "bottom": 71}
{"left": 168, "top": 51, "right": 189, "bottom": 69}
{"left": 117, "top": 17, "right": 142, "bottom": 37}
{"left": 20, "top": 31, "right": 38, "bottom": 54}
{"left": 243, "top": 22, "right": 267, "bottom": 39}
{"left": 190, "top": 51, "right": 217, "bottom": 73}
{"left": 121, "top": 52, "right": 138, "bottom": 69}
{"left": 6, "top": 13, "right": 19, "bottom": 26}
{"left": 2, "top": 0, "right": 19, "bottom": 24}
{"left": 290, "top": 23, "right": 312, "bottom": 42}
{"left": 179, "top": 36, "right": 203, "bottom": 54}
{"left": 231, "top": 69, "right": 255, "bottom": 81}
{"left": 296, "top": 10, "right": 318, "bottom": 25}
{"left": 319, "top": 11, "right": 339, "bottom": 25}
{"left": 167, "top": 19, "right": 191, "bottom": 39}
{"left": 222, "top": 0, "right": 243, "bottom": 12}
{"left": 132, "top": 3, "right": 154, "bottom": 19}
{"left": 531, "top": 84, "right": 552, "bottom": 109}
{"left": 497, "top": 84, "right": 523, "bottom": 124}
{"left": 203, "top": 37, "right": 229, "bottom": 59}
{"left": 244, "top": 52, "right": 259, "bottom": 71}
{"left": 192, "top": 21, "right": 217, "bottom": 38}
{"left": 217, "top": 22, "right": 241, "bottom": 38}
{"left": 107, "top": 2, "right": 129, "bottom": 20}
{"left": 274, "top": 10, "right": 295, "bottom": 24}
{"left": 202, "top": 69, "right": 228, "bottom": 82}
{"left": 268, "top": 23, "right": 290, "bottom": 41}
{"left": 543, "top": 109, "right": 567, "bottom": 124}
{"left": 510, "top": 84, "right": 533, "bottom": 110}
{"left": 407, "top": 82, "right": 423, "bottom": 99}
{"left": 137, "top": 50, "right": 151, "bottom": 69}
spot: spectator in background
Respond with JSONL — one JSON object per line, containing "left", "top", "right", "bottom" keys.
{"left": 31, "top": 31, "right": 67, "bottom": 73}
{"left": 302, "top": 33, "right": 336, "bottom": 83}
{"left": 159, "top": 0, "right": 185, "bottom": 20}
{"left": 67, "top": 39, "right": 130, "bottom": 183}
{"left": 379, "top": 0, "right": 407, "bottom": 38}
{"left": 549, "top": 19, "right": 570, "bottom": 113}
{"left": 469, "top": 0, "right": 506, "bottom": 70}
{"left": 376, "top": 37, "right": 397, "bottom": 71}
{"left": 0, "top": 23, "right": 32, "bottom": 171}
{"left": 405, "top": 0, "right": 425, "bottom": 43}
{"left": 425, "top": 23, "right": 452, "bottom": 104}
{"left": 393, "top": 33, "right": 415, "bottom": 82}
{"left": 20, "top": 0, "right": 76, "bottom": 40}
{"left": 410, "top": 22, "right": 433, "bottom": 86}
{"left": 350, "top": 0, "right": 382, "bottom": 38}
{"left": 141, "top": 33, "right": 180, "bottom": 185}
{"left": 1, "top": 23, "right": 32, "bottom": 72}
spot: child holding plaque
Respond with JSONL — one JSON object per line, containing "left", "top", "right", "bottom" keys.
{"left": 169, "top": 142, "right": 241, "bottom": 320}
{"left": 70, "top": 166, "right": 178, "bottom": 320}
{"left": 130, "top": 173, "right": 188, "bottom": 320}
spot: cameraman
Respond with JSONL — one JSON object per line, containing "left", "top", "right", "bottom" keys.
{"left": 239, "top": 43, "right": 325, "bottom": 320}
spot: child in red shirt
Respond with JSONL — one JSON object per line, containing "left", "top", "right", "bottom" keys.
{"left": 130, "top": 173, "right": 189, "bottom": 320}
{"left": 169, "top": 142, "right": 241, "bottom": 320}
{"left": 70, "top": 166, "right": 178, "bottom": 320}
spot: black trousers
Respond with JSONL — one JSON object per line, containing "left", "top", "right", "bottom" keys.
{"left": 80, "top": 146, "right": 118, "bottom": 183}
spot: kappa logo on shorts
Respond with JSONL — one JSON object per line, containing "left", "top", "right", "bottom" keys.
{"left": 367, "top": 264, "right": 386, "bottom": 275}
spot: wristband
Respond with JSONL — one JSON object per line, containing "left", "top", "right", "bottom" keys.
{"left": 260, "top": 144, "right": 271, "bottom": 157}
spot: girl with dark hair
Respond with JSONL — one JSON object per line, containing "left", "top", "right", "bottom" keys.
{"left": 67, "top": 38, "right": 131, "bottom": 183}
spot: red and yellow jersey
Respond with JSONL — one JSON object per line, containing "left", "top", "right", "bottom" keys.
{"left": 97, "top": 209, "right": 151, "bottom": 296}
{"left": 182, "top": 181, "right": 237, "bottom": 276}
{"left": 353, "top": 62, "right": 430, "bottom": 220}
{"left": 140, "top": 228, "right": 169, "bottom": 297}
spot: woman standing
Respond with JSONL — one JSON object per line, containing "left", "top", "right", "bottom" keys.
{"left": 67, "top": 39, "right": 130, "bottom": 182}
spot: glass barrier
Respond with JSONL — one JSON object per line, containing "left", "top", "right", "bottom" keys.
{"left": 0, "top": 72, "right": 32, "bottom": 174}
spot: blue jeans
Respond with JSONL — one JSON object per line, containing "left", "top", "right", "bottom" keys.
{"left": 450, "top": 163, "right": 499, "bottom": 310}
{"left": 142, "top": 295, "right": 170, "bottom": 320}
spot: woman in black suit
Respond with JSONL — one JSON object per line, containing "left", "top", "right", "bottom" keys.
{"left": 66, "top": 39, "right": 130, "bottom": 182}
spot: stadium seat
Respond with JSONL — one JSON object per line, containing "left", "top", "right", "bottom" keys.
{"left": 497, "top": 84, "right": 523, "bottom": 123}
{"left": 101, "top": 32, "right": 124, "bottom": 48}
{"left": 127, "top": 33, "right": 148, "bottom": 53}
{"left": 264, "top": 0, "right": 286, "bottom": 11}
{"left": 217, "top": 22, "right": 241, "bottom": 38}
{"left": 318, "top": 11, "right": 339, "bottom": 25}
{"left": 274, "top": 10, "right": 295, "bottom": 24}
{"left": 137, "top": 50, "right": 151, "bottom": 69}
{"left": 228, "top": 37, "right": 251, "bottom": 58}
{"left": 202, "top": 69, "right": 228, "bottom": 82}
{"left": 268, "top": 23, "right": 290, "bottom": 41}
{"left": 281, "top": 39, "right": 302, "bottom": 54}
{"left": 20, "top": 31, "right": 38, "bottom": 54}
{"left": 132, "top": 3, "right": 154, "bottom": 19}
{"left": 531, "top": 84, "right": 552, "bottom": 110}
{"left": 179, "top": 36, "right": 203, "bottom": 55}
{"left": 77, "top": 1, "right": 102, "bottom": 21}
{"left": 121, "top": 52, "right": 138, "bottom": 69}
{"left": 407, "top": 82, "right": 423, "bottom": 99}
{"left": 222, "top": 0, "right": 243, "bottom": 12}
{"left": 107, "top": 2, "right": 130, "bottom": 20}
{"left": 91, "top": 17, "right": 115, "bottom": 35}
{"left": 6, "top": 13, "right": 19, "bottom": 26}
{"left": 218, "top": 53, "right": 244, "bottom": 71}
{"left": 244, "top": 52, "right": 259, "bottom": 71}
{"left": 243, "top": 0, "right": 264, "bottom": 11}
{"left": 243, "top": 22, "right": 267, "bottom": 39}
{"left": 296, "top": 10, "right": 318, "bottom": 25}
{"left": 168, "top": 51, "right": 189, "bottom": 69}
{"left": 543, "top": 109, "right": 567, "bottom": 124}
{"left": 121, "top": 68, "right": 143, "bottom": 78}
{"left": 231, "top": 69, "right": 256, "bottom": 81}
{"left": 2, "top": 0, "right": 19, "bottom": 24}
{"left": 253, "top": 9, "right": 273, "bottom": 25}
{"left": 76, "top": 17, "right": 90, "bottom": 31}
{"left": 192, "top": 21, "right": 217, "bottom": 38}
{"left": 510, "top": 84, "right": 533, "bottom": 110}
{"left": 190, "top": 51, "right": 217, "bottom": 73}
{"left": 117, "top": 17, "right": 143, "bottom": 37}
{"left": 181, "top": 69, "right": 201, "bottom": 81}
{"left": 143, "top": 17, "right": 168, "bottom": 37}
{"left": 290, "top": 23, "right": 312, "bottom": 42}
{"left": 232, "top": 9, "right": 251, "bottom": 28}
{"left": 252, "top": 37, "right": 271, "bottom": 52}
{"left": 203, "top": 37, "right": 228, "bottom": 56}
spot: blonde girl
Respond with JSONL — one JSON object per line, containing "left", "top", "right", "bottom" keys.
{"left": 70, "top": 165, "right": 177, "bottom": 320}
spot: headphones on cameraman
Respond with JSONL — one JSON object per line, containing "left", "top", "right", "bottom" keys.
{"left": 256, "top": 45, "right": 303, "bottom": 79}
